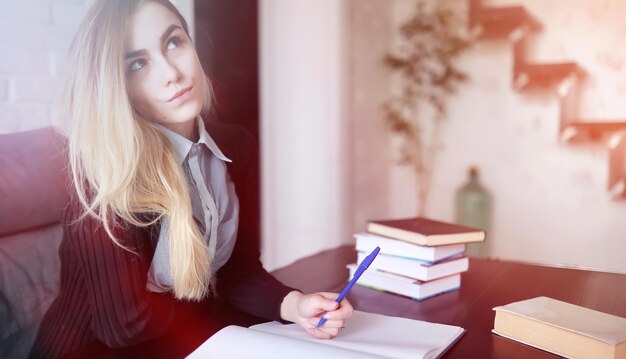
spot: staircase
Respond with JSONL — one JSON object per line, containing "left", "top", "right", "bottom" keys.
{"left": 469, "top": 0, "right": 626, "bottom": 198}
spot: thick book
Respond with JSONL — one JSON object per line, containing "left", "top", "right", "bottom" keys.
{"left": 347, "top": 264, "right": 461, "bottom": 301}
{"left": 188, "top": 310, "right": 465, "bottom": 359}
{"left": 357, "top": 251, "right": 469, "bottom": 281}
{"left": 367, "top": 217, "right": 485, "bottom": 246}
{"left": 355, "top": 232, "right": 466, "bottom": 263}
{"left": 493, "top": 296, "right": 626, "bottom": 359}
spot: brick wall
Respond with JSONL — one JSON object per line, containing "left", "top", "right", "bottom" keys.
{"left": 0, "top": 0, "right": 193, "bottom": 134}
{"left": 0, "top": 0, "right": 90, "bottom": 134}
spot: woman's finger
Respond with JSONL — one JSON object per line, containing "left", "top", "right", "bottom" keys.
{"left": 310, "top": 319, "right": 344, "bottom": 329}
{"left": 306, "top": 327, "right": 333, "bottom": 339}
{"left": 301, "top": 294, "right": 339, "bottom": 317}
{"left": 307, "top": 326, "right": 340, "bottom": 339}
{"left": 321, "top": 300, "right": 353, "bottom": 320}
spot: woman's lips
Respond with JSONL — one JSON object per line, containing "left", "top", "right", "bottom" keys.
{"left": 167, "top": 86, "right": 192, "bottom": 104}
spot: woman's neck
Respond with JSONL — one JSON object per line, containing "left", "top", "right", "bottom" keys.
{"left": 162, "top": 119, "right": 198, "bottom": 142}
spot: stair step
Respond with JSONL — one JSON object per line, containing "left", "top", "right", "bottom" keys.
{"left": 471, "top": 2, "right": 626, "bottom": 198}
{"left": 608, "top": 132, "right": 626, "bottom": 197}
{"left": 514, "top": 62, "right": 584, "bottom": 91}
{"left": 472, "top": 6, "right": 542, "bottom": 39}
{"left": 560, "top": 121, "right": 626, "bottom": 143}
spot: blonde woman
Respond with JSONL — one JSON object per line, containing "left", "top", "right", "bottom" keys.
{"left": 29, "top": 0, "right": 353, "bottom": 357}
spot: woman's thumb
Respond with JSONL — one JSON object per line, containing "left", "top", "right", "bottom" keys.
{"left": 326, "top": 300, "right": 339, "bottom": 310}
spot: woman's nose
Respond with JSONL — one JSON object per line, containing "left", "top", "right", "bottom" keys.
{"left": 158, "top": 56, "right": 181, "bottom": 86}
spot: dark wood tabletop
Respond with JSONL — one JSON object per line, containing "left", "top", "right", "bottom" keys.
{"left": 271, "top": 245, "right": 626, "bottom": 358}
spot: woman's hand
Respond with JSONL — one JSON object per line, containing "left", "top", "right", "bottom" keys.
{"left": 280, "top": 290, "right": 354, "bottom": 339}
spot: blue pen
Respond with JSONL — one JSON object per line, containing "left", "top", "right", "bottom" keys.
{"left": 315, "top": 246, "right": 380, "bottom": 328}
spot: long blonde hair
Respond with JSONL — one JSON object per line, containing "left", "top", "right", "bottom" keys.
{"left": 58, "top": 0, "right": 213, "bottom": 300}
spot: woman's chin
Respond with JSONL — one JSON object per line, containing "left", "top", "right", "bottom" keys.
{"left": 165, "top": 103, "right": 203, "bottom": 124}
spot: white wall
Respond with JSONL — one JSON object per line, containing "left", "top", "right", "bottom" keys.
{"left": 0, "top": 0, "right": 86, "bottom": 133}
{"left": 0, "top": 0, "right": 195, "bottom": 134}
{"left": 259, "top": 0, "right": 351, "bottom": 270}
{"left": 385, "top": 0, "right": 626, "bottom": 272}
{"left": 7, "top": 0, "right": 624, "bottom": 273}
{"left": 259, "top": 0, "right": 418, "bottom": 272}
{"left": 258, "top": 0, "right": 403, "bottom": 271}
{"left": 345, "top": 0, "right": 395, "bottom": 241}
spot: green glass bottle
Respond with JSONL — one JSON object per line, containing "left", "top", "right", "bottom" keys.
{"left": 455, "top": 166, "right": 492, "bottom": 257}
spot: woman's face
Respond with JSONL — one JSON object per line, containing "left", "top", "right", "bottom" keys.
{"left": 124, "top": 1, "right": 206, "bottom": 137}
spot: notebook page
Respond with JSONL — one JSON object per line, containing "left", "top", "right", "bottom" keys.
{"left": 250, "top": 310, "right": 464, "bottom": 359}
{"left": 186, "top": 325, "right": 384, "bottom": 359}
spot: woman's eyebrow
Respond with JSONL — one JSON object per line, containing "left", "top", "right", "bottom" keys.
{"left": 125, "top": 49, "right": 146, "bottom": 60}
{"left": 159, "top": 24, "right": 182, "bottom": 44}
{"left": 124, "top": 24, "right": 183, "bottom": 59}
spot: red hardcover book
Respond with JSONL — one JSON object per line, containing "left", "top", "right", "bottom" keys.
{"left": 367, "top": 217, "right": 486, "bottom": 247}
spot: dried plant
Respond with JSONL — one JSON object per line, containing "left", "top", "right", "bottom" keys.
{"left": 383, "top": 0, "right": 473, "bottom": 215}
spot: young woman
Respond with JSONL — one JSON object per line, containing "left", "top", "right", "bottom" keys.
{"left": 29, "top": 0, "right": 352, "bottom": 357}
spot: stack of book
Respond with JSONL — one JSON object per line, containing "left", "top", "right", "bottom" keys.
{"left": 348, "top": 217, "right": 486, "bottom": 301}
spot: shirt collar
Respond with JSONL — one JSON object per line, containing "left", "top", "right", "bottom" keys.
{"left": 156, "top": 116, "right": 232, "bottom": 164}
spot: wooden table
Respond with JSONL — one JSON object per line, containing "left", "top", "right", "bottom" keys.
{"left": 271, "top": 245, "right": 626, "bottom": 358}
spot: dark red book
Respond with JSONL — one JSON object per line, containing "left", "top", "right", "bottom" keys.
{"left": 367, "top": 217, "right": 486, "bottom": 247}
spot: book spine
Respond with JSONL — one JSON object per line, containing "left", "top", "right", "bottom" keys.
{"left": 360, "top": 253, "right": 468, "bottom": 281}
{"left": 355, "top": 233, "right": 436, "bottom": 262}
{"left": 348, "top": 265, "right": 461, "bottom": 300}
{"left": 366, "top": 223, "right": 428, "bottom": 246}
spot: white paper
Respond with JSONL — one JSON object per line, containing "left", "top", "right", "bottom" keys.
{"left": 188, "top": 311, "right": 464, "bottom": 359}
{"left": 187, "top": 325, "right": 382, "bottom": 358}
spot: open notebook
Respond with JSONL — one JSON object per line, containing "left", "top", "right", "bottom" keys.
{"left": 187, "top": 310, "right": 465, "bottom": 359}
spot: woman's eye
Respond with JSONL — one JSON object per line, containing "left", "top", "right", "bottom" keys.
{"left": 128, "top": 59, "right": 146, "bottom": 72}
{"left": 167, "top": 36, "right": 182, "bottom": 50}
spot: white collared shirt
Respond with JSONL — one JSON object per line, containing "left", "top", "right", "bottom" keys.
{"left": 147, "top": 116, "right": 240, "bottom": 293}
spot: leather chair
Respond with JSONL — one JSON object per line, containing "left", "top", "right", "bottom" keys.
{"left": 0, "top": 127, "right": 69, "bottom": 359}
